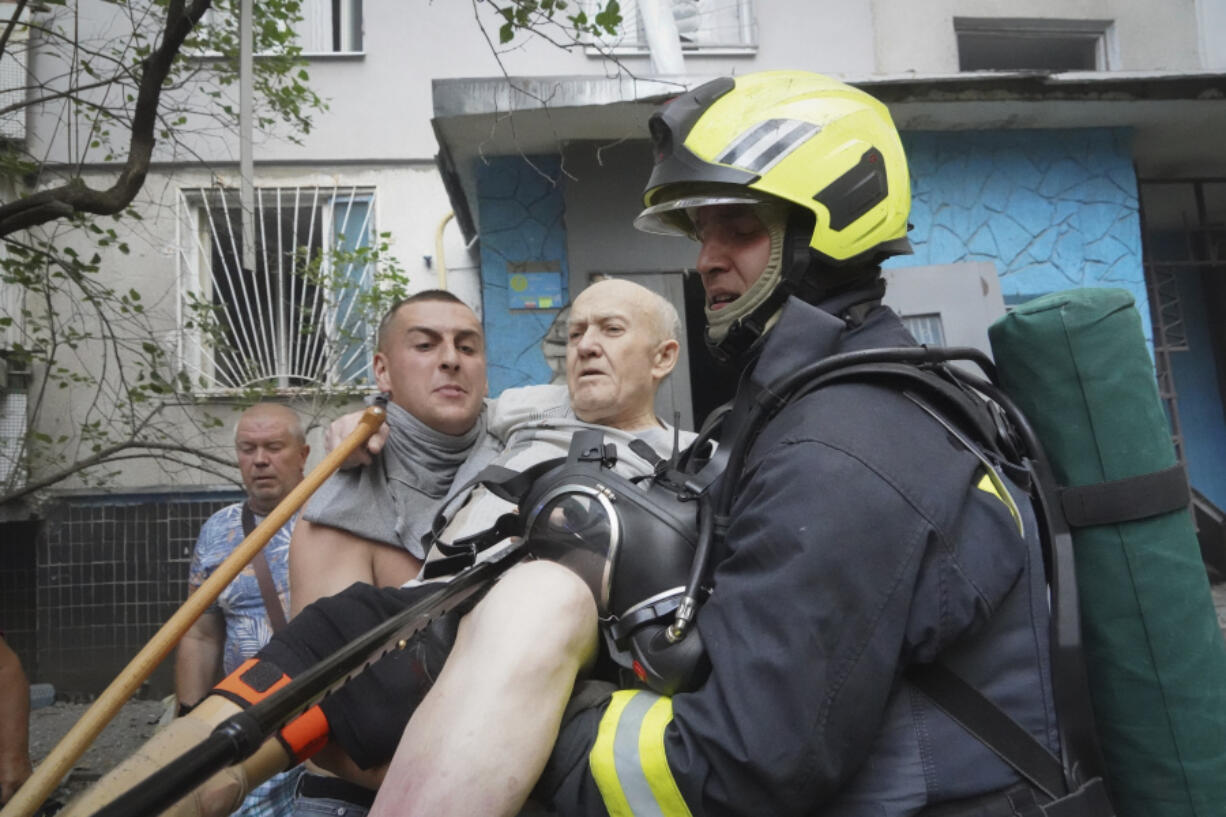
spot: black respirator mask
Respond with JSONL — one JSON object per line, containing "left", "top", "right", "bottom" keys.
{"left": 518, "top": 429, "right": 709, "bottom": 695}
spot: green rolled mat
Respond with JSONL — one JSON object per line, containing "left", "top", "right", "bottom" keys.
{"left": 989, "top": 287, "right": 1226, "bottom": 817}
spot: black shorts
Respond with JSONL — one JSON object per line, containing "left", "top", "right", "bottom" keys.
{"left": 257, "top": 581, "right": 468, "bottom": 769}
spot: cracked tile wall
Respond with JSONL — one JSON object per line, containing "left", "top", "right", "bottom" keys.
{"left": 894, "top": 127, "right": 1149, "bottom": 339}
{"left": 478, "top": 155, "right": 571, "bottom": 396}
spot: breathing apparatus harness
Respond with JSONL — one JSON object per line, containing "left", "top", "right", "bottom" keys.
{"left": 668, "top": 341, "right": 1115, "bottom": 814}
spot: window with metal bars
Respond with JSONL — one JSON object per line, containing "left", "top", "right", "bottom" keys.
{"left": 586, "top": 0, "right": 755, "bottom": 52}
{"left": 176, "top": 186, "right": 380, "bottom": 392}
{"left": 0, "top": 4, "right": 28, "bottom": 141}
{"left": 901, "top": 313, "right": 947, "bottom": 348}
{"left": 299, "top": 0, "right": 363, "bottom": 54}
{"left": 197, "top": 0, "right": 362, "bottom": 55}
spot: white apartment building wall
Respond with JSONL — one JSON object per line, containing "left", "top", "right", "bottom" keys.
{"left": 21, "top": 1, "right": 878, "bottom": 167}
{"left": 195, "top": 0, "right": 879, "bottom": 163}
{"left": 1199, "top": 0, "right": 1226, "bottom": 69}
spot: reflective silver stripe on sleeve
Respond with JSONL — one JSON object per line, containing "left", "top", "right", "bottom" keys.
{"left": 590, "top": 690, "right": 692, "bottom": 817}
{"left": 615, "top": 692, "right": 667, "bottom": 817}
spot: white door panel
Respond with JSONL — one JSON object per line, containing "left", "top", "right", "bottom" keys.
{"left": 882, "top": 261, "right": 1007, "bottom": 359}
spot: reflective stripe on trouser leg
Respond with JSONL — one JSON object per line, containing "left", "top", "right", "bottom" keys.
{"left": 589, "top": 690, "right": 693, "bottom": 817}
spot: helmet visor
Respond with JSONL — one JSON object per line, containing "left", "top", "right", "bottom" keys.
{"left": 633, "top": 192, "right": 772, "bottom": 238}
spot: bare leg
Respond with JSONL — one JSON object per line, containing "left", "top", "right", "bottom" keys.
{"left": 370, "top": 560, "right": 598, "bottom": 817}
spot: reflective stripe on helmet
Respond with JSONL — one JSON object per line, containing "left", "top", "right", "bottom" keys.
{"left": 590, "top": 690, "right": 693, "bottom": 817}
{"left": 715, "top": 118, "right": 821, "bottom": 176}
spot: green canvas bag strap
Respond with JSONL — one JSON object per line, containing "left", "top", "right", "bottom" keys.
{"left": 1059, "top": 464, "right": 1190, "bottom": 528}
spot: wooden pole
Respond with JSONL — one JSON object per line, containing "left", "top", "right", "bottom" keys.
{"left": 1, "top": 405, "right": 386, "bottom": 817}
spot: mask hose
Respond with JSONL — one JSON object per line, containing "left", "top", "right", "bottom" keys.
{"left": 667, "top": 491, "right": 714, "bottom": 642}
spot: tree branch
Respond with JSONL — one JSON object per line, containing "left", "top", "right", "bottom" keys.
{"left": 1, "top": 439, "right": 236, "bottom": 505}
{"left": 0, "top": 76, "right": 118, "bottom": 118}
{"left": 0, "top": 0, "right": 214, "bottom": 237}
{"left": 0, "top": 0, "right": 29, "bottom": 61}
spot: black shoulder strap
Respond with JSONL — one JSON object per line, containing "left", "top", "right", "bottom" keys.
{"left": 906, "top": 663, "right": 1116, "bottom": 816}
{"left": 241, "top": 503, "right": 288, "bottom": 632}
{"left": 696, "top": 357, "right": 1010, "bottom": 503}
{"left": 795, "top": 361, "right": 1006, "bottom": 457}
{"left": 736, "top": 351, "right": 1112, "bottom": 802}
{"left": 906, "top": 662, "right": 1067, "bottom": 799}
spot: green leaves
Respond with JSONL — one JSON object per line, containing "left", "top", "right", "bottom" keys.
{"left": 493, "top": 0, "right": 622, "bottom": 45}
{"left": 593, "top": 0, "right": 622, "bottom": 34}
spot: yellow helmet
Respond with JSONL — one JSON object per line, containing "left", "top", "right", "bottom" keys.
{"left": 635, "top": 71, "right": 912, "bottom": 265}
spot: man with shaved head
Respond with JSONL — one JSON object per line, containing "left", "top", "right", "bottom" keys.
{"left": 175, "top": 402, "right": 310, "bottom": 817}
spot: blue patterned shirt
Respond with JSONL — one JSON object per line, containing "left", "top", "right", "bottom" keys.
{"left": 189, "top": 503, "right": 295, "bottom": 673}
{"left": 188, "top": 502, "right": 302, "bottom": 817}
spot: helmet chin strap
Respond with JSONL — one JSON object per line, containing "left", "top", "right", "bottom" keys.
{"left": 706, "top": 208, "right": 854, "bottom": 364}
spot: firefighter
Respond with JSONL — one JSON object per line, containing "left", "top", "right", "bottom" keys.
{"left": 373, "top": 71, "right": 1065, "bottom": 817}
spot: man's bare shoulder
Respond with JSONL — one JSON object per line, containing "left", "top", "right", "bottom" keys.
{"left": 289, "top": 519, "right": 423, "bottom": 613}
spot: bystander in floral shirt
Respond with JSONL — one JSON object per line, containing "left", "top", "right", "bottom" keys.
{"left": 187, "top": 502, "right": 302, "bottom": 817}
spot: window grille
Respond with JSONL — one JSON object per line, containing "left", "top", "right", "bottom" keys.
{"left": 176, "top": 185, "right": 379, "bottom": 392}
{"left": 588, "top": 0, "right": 755, "bottom": 52}
{"left": 1134, "top": 178, "right": 1226, "bottom": 464}
{"left": 197, "top": 0, "right": 362, "bottom": 56}
{"left": 902, "top": 313, "right": 947, "bottom": 348}
{"left": 0, "top": 244, "right": 19, "bottom": 352}
{"left": 0, "top": 6, "right": 28, "bottom": 140}
{"left": 298, "top": 0, "right": 363, "bottom": 54}
{"left": 0, "top": 391, "right": 26, "bottom": 486}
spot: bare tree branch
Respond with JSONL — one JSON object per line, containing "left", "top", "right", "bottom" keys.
{"left": 0, "top": 0, "right": 28, "bottom": 60}
{"left": 0, "top": 76, "right": 117, "bottom": 118}
{"left": 2, "top": 440, "right": 237, "bottom": 505}
{"left": 0, "top": 0, "right": 213, "bottom": 236}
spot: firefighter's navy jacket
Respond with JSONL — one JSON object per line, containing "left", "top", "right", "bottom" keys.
{"left": 543, "top": 290, "right": 1061, "bottom": 816}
